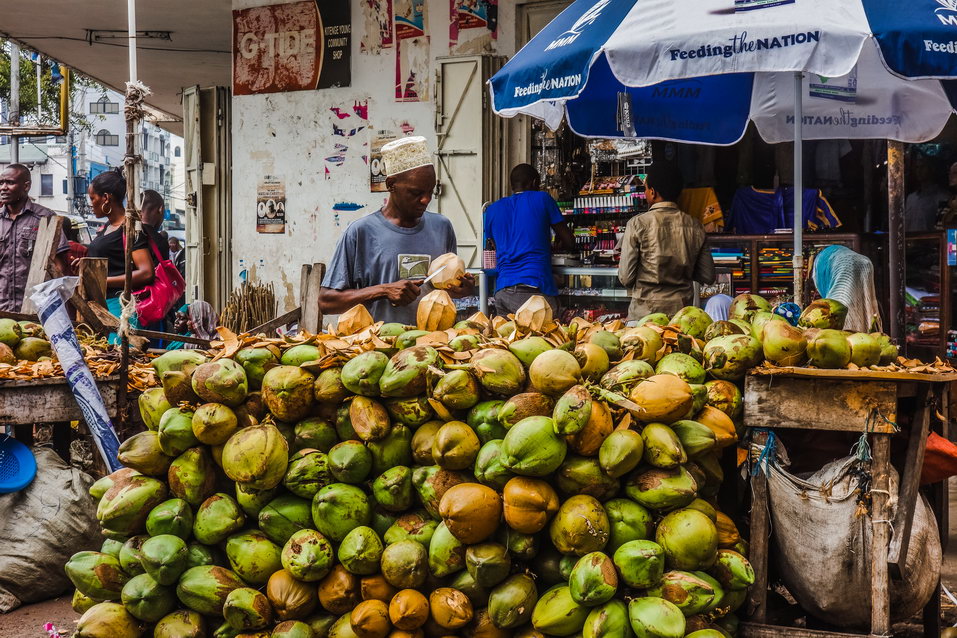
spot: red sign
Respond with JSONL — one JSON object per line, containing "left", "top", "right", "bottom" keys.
{"left": 233, "top": 1, "right": 351, "bottom": 95}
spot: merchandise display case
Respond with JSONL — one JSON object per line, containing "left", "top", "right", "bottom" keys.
{"left": 905, "top": 232, "right": 951, "bottom": 361}
{"left": 706, "top": 233, "right": 864, "bottom": 305}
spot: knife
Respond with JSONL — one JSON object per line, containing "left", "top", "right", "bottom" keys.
{"left": 420, "top": 264, "right": 447, "bottom": 286}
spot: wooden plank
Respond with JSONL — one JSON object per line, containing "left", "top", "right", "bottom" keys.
{"left": 77, "top": 257, "right": 108, "bottom": 306}
{"left": 248, "top": 307, "right": 302, "bottom": 336}
{"left": 888, "top": 385, "right": 931, "bottom": 575}
{"left": 20, "top": 215, "right": 64, "bottom": 314}
{"left": 0, "top": 310, "right": 37, "bottom": 322}
{"left": 299, "top": 262, "right": 325, "bottom": 335}
{"left": 745, "top": 376, "right": 897, "bottom": 433}
{"left": 131, "top": 328, "right": 211, "bottom": 348}
{"left": 870, "top": 434, "right": 892, "bottom": 636}
{"left": 750, "top": 367, "right": 957, "bottom": 383}
{"left": 748, "top": 431, "right": 771, "bottom": 625}
{"left": 0, "top": 377, "right": 119, "bottom": 424}
{"left": 740, "top": 623, "right": 881, "bottom": 638}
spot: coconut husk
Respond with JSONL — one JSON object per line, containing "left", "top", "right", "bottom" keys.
{"left": 513, "top": 295, "right": 553, "bottom": 333}
{"left": 338, "top": 305, "right": 375, "bottom": 336}
{"left": 417, "top": 290, "right": 456, "bottom": 332}
{"left": 428, "top": 253, "right": 466, "bottom": 290}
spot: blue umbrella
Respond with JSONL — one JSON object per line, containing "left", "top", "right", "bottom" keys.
{"left": 489, "top": 0, "right": 957, "bottom": 302}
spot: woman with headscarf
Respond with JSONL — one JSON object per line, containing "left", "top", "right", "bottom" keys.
{"left": 166, "top": 301, "right": 218, "bottom": 350}
{"left": 811, "top": 244, "right": 881, "bottom": 333}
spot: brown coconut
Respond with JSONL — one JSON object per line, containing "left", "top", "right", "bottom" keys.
{"left": 502, "top": 477, "right": 560, "bottom": 534}
{"left": 566, "top": 400, "right": 614, "bottom": 456}
{"left": 350, "top": 396, "right": 392, "bottom": 441}
{"left": 438, "top": 483, "right": 502, "bottom": 544}
{"left": 339, "top": 304, "right": 374, "bottom": 336}
{"left": 417, "top": 290, "right": 457, "bottom": 331}
{"left": 266, "top": 568, "right": 318, "bottom": 621}
{"left": 361, "top": 575, "right": 399, "bottom": 602}
{"left": 318, "top": 564, "right": 362, "bottom": 615}
{"left": 389, "top": 589, "right": 430, "bottom": 630}
{"left": 351, "top": 599, "right": 392, "bottom": 638}
{"left": 694, "top": 405, "right": 738, "bottom": 449}
{"left": 428, "top": 588, "right": 473, "bottom": 630}
{"left": 427, "top": 253, "right": 466, "bottom": 290}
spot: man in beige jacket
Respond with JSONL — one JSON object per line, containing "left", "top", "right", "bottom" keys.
{"left": 618, "top": 165, "right": 715, "bottom": 321}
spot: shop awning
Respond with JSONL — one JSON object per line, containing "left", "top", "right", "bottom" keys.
{"left": 1, "top": 0, "right": 231, "bottom": 135}
{"left": 489, "top": 0, "right": 957, "bottom": 144}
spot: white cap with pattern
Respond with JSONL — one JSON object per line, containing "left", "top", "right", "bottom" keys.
{"left": 382, "top": 136, "right": 433, "bottom": 177}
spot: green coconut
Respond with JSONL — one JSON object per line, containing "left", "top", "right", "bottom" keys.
{"left": 531, "top": 585, "right": 590, "bottom": 636}
{"left": 191, "top": 359, "right": 248, "bottom": 407}
{"left": 604, "top": 498, "right": 655, "bottom": 553}
{"left": 235, "top": 347, "right": 280, "bottom": 389}
{"left": 225, "top": 530, "right": 283, "bottom": 586}
{"left": 550, "top": 495, "right": 610, "bottom": 556}
{"left": 655, "top": 508, "right": 719, "bottom": 571}
{"left": 262, "top": 365, "right": 316, "bottom": 422}
{"left": 221, "top": 424, "right": 289, "bottom": 490}
{"left": 501, "top": 416, "right": 568, "bottom": 477}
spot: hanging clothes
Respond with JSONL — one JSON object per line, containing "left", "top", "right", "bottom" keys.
{"left": 728, "top": 187, "right": 841, "bottom": 235}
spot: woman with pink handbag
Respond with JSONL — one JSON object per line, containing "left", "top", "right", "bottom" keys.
{"left": 86, "top": 170, "right": 185, "bottom": 344}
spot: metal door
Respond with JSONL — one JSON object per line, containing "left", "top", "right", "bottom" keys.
{"left": 435, "top": 55, "right": 505, "bottom": 268}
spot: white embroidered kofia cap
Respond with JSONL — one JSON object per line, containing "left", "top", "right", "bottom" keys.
{"left": 382, "top": 136, "right": 433, "bottom": 176}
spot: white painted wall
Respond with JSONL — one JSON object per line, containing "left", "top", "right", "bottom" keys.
{"left": 231, "top": 0, "right": 522, "bottom": 311}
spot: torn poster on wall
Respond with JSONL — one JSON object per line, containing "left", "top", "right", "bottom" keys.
{"left": 256, "top": 175, "right": 286, "bottom": 234}
{"left": 396, "top": 36, "right": 430, "bottom": 102}
{"left": 361, "top": 0, "right": 393, "bottom": 54}
{"left": 394, "top": 0, "right": 426, "bottom": 40}
{"left": 233, "top": 0, "right": 352, "bottom": 95}
{"left": 450, "top": 0, "right": 497, "bottom": 52}
{"left": 370, "top": 130, "right": 398, "bottom": 192}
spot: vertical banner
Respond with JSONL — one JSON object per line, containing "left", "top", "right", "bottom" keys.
{"left": 370, "top": 131, "right": 398, "bottom": 192}
{"left": 361, "top": 0, "right": 394, "bottom": 53}
{"left": 396, "top": 37, "right": 431, "bottom": 102}
{"left": 257, "top": 176, "right": 287, "bottom": 234}
{"left": 233, "top": 0, "right": 352, "bottom": 95}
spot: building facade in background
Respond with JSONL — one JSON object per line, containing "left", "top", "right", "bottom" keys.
{"left": 0, "top": 85, "right": 184, "bottom": 227}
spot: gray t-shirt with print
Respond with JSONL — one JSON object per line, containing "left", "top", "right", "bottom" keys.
{"left": 322, "top": 209, "right": 457, "bottom": 325}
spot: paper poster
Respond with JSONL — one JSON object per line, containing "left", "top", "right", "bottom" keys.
{"left": 450, "top": 0, "right": 497, "bottom": 51}
{"left": 396, "top": 36, "right": 431, "bottom": 102}
{"left": 361, "top": 0, "right": 393, "bottom": 53}
{"left": 370, "top": 131, "right": 398, "bottom": 192}
{"left": 257, "top": 176, "right": 286, "bottom": 234}
{"left": 395, "top": 0, "right": 426, "bottom": 40}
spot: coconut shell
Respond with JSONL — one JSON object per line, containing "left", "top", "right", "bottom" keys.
{"left": 389, "top": 589, "right": 430, "bottom": 630}
{"left": 566, "top": 401, "right": 613, "bottom": 457}
{"left": 319, "top": 565, "right": 362, "bottom": 615}
{"left": 502, "top": 477, "right": 560, "bottom": 534}
{"left": 361, "top": 575, "right": 399, "bottom": 602}
{"left": 428, "top": 253, "right": 466, "bottom": 290}
{"left": 417, "top": 290, "right": 457, "bottom": 332}
{"left": 339, "top": 305, "right": 375, "bottom": 336}
{"left": 438, "top": 483, "right": 502, "bottom": 544}
{"left": 514, "top": 295, "right": 553, "bottom": 333}
{"left": 429, "top": 588, "right": 473, "bottom": 630}
{"left": 350, "top": 397, "right": 393, "bottom": 442}
{"left": 266, "top": 568, "right": 318, "bottom": 621}
{"left": 351, "top": 599, "right": 392, "bottom": 638}
{"left": 694, "top": 406, "right": 738, "bottom": 449}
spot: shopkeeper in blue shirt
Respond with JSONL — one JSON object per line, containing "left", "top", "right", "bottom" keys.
{"left": 484, "top": 164, "right": 575, "bottom": 315}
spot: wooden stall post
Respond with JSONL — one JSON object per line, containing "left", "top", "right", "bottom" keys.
{"left": 19, "top": 215, "right": 64, "bottom": 315}
{"left": 299, "top": 263, "right": 325, "bottom": 334}
{"left": 748, "top": 430, "right": 771, "bottom": 625}
{"left": 870, "top": 433, "right": 892, "bottom": 636}
{"left": 887, "top": 141, "right": 905, "bottom": 341}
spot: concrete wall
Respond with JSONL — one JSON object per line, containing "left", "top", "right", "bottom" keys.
{"left": 231, "top": 0, "right": 522, "bottom": 311}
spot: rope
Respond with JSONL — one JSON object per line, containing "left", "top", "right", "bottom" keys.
{"left": 117, "top": 292, "right": 137, "bottom": 339}
{"left": 750, "top": 428, "right": 777, "bottom": 477}
{"left": 123, "top": 80, "right": 151, "bottom": 121}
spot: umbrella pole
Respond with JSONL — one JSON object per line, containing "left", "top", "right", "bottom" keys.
{"left": 793, "top": 72, "right": 804, "bottom": 306}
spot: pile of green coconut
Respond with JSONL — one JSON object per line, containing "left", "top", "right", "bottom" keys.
{"left": 63, "top": 291, "right": 887, "bottom": 638}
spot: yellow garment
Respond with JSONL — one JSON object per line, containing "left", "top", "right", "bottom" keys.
{"left": 678, "top": 187, "right": 724, "bottom": 233}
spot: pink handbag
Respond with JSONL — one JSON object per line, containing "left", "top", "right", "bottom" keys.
{"left": 125, "top": 232, "right": 187, "bottom": 325}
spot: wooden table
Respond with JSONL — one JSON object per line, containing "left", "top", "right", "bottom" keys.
{"left": 742, "top": 368, "right": 957, "bottom": 638}
{"left": 1, "top": 375, "right": 121, "bottom": 462}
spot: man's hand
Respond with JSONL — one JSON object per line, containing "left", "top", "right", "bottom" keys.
{"left": 446, "top": 273, "right": 476, "bottom": 299}
{"left": 381, "top": 279, "right": 423, "bottom": 306}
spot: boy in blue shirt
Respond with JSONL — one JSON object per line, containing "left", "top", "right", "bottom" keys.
{"left": 484, "top": 164, "right": 574, "bottom": 315}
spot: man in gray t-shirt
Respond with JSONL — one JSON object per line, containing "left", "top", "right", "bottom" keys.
{"left": 319, "top": 136, "right": 473, "bottom": 325}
